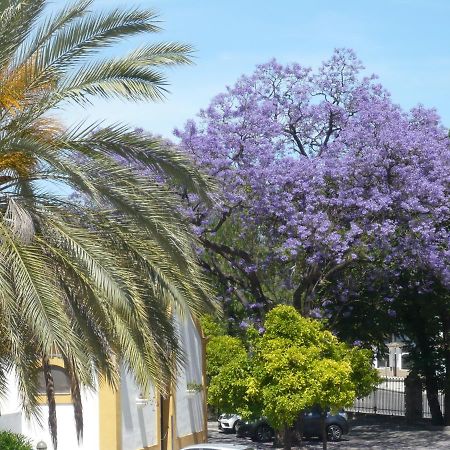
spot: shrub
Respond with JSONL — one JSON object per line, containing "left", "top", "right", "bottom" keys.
{"left": 0, "top": 431, "right": 33, "bottom": 450}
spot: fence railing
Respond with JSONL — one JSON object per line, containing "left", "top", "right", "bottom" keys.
{"left": 348, "top": 376, "right": 445, "bottom": 419}
{"left": 422, "top": 390, "right": 445, "bottom": 419}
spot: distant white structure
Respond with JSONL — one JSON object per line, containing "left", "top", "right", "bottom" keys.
{"left": 374, "top": 334, "right": 410, "bottom": 378}
{"left": 0, "top": 314, "right": 207, "bottom": 450}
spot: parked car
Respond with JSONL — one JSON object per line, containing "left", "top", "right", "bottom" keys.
{"left": 236, "top": 410, "right": 349, "bottom": 442}
{"left": 218, "top": 413, "right": 242, "bottom": 433}
{"left": 236, "top": 418, "right": 274, "bottom": 442}
{"left": 181, "top": 444, "right": 254, "bottom": 450}
{"left": 302, "top": 409, "right": 349, "bottom": 441}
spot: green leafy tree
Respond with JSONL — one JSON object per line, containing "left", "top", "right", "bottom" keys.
{"left": 202, "top": 316, "right": 261, "bottom": 418}
{"left": 208, "top": 343, "right": 260, "bottom": 419}
{"left": 0, "top": 1, "right": 215, "bottom": 447}
{"left": 199, "top": 314, "right": 226, "bottom": 340}
{"left": 207, "top": 306, "right": 379, "bottom": 450}
{"left": 0, "top": 431, "right": 32, "bottom": 450}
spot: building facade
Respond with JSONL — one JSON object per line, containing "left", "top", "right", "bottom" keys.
{"left": 0, "top": 314, "right": 207, "bottom": 450}
{"left": 374, "top": 335, "right": 410, "bottom": 378}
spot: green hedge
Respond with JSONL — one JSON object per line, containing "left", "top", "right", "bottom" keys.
{"left": 0, "top": 431, "right": 33, "bottom": 450}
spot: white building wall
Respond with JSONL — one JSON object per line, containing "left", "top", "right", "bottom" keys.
{"left": 0, "top": 370, "right": 99, "bottom": 450}
{"left": 23, "top": 391, "right": 99, "bottom": 450}
{"left": 0, "top": 369, "right": 23, "bottom": 433}
{"left": 175, "top": 314, "right": 204, "bottom": 437}
{"left": 0, "top": 313, "right": 206, "bottom": 449}
{"left": 120, "top": 367, "right": 158, "bottom": 450}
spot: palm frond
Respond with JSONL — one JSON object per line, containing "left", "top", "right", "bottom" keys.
{"left": 62, "top": 355, "right": 83, "bottom": 443}
{"left": 0, "top": 0, "right": 45, "bottom": 68}
{"left": 127, "top": 42, "right": 194, "bottom": 66}
{"left": 32, "top": 7, "right": 161, "bottom": 79}
{"left": 0, "top": 221, "right": 82, "bottom": 356}
{"left": 0, "top": 1, "right": 215, "bottom": 447}
{"left": 56, "top": 43, "right": 194, "bottom": 103}
{"left": 23, "top": 0, "right": 93, "bottom": 61}
{"left": 66, "top": 125, "right": 214, "bottom": 201}
{"left": 60, "top": 63, "right": 169, "bottom": 103}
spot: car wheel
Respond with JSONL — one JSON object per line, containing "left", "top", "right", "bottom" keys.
{"left": 327, "top": 424, "right": 343, "bottom": 442}
{"left": 233, "top": 420, "right": 243, "bottom": 433}
{"left": 253, "top": 425, "right": 273, "bottom": 442}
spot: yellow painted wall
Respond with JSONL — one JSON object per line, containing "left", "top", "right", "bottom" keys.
{"left": 99, "top": 382, "right": 121, "bottom": 450}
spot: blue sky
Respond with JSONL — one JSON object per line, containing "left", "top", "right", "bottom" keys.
{"left": 64, "top": 0, "right": 450, "bottom": 138}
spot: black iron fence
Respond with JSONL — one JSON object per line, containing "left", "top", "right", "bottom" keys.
{"left": 348, "top": 376, "right": 445, "bottom": 419}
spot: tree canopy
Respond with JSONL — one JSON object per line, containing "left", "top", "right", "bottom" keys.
{"left": 207, "top": 306, "right": 378, "bottom": 449}
{"left": 177, "top": 49, "right": 450, "bottom": 423}
{"left": 177, "top": 48, "right": 449, "bottom": 318}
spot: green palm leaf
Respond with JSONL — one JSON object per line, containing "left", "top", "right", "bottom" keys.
{"left": 0, "top": 1, "right": 217, "bottom": 448}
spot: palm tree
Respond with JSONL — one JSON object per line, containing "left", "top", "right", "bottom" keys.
{"left": 0, "top": 1, "right": 215, "bottom": 447}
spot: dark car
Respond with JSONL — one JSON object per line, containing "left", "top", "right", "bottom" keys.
{"left": 236, "top": 410, "right": 349, "bottom": 442}
{"left": 236, "top": 418, "right": 274, "bottom": 442}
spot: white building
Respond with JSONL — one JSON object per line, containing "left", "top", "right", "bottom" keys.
{"left": 0, "top": 314, "right": 207, "bottom": 450}
{"left": 374, "top": 335, "right": 411, "bottom": 378}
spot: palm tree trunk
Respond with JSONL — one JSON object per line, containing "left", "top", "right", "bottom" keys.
{"left": 42, "top": 355, "right": 57, "bottom": 449}
{"left": 63, "top": 355, "right": 83, "bottom": 442}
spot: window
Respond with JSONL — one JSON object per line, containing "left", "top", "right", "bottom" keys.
{"left": 37, "top": 365, "right": 71, "bottom": 395}
{"left": 377, "top": 357, "right": 389, "bottom": 368}
{"left": 401, "top": 352, "right": 412, "bottom": 370}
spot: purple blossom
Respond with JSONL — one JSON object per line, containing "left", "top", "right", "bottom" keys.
{"left": 310, "top": 308, "right": 323, "bottom": 319}
{"left": 248, "top": 302, "right": 264, "bottom": 310}
{"left": 387, "top": 309, "right": 397, "bottom": 318}
{"left": 173, "top": 48, "right": 450, "bottom": 326}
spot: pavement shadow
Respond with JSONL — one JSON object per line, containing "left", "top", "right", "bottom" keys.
{"left": 208, "top": 419, "right": 450, "bottom": 449}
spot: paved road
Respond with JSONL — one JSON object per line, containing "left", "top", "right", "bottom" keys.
{"left": 207, "top": 419, "right": 450, "bottom": 449}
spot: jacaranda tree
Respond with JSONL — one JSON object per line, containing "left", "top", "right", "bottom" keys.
{"left": 0, "top": 0, "right": 215, "bottom": 447}
{"left": 176, "top": 49, "right": 450, "bottom": 423}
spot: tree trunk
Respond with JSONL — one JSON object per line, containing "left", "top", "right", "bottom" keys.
{"left": 283, "top": 424, "right": 292, "bottom": 450}
{"left": 403, "top": 295, "right": 444, "bottom": 425}
{"left": 321, "top": 413, "right": 327, "bottom": 450}
{"left": 441, "top": 310, "right": 450, "bottom": 425}
{"left": 295, "top": 413, "right": 304, "bottom": 448}
{"left": 405, "top": 373, "right": 423, "bottom": 424}
{"left": 424, "top": 372, "right": 444, "bottom": 425}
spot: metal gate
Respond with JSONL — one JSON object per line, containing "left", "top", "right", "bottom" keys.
{"left": 348, "top": 377, "right": 445, "bottom": 418}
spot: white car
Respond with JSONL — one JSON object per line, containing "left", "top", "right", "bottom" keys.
{"left": 217, "top": 413, "right": 242, "bottom": 433}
